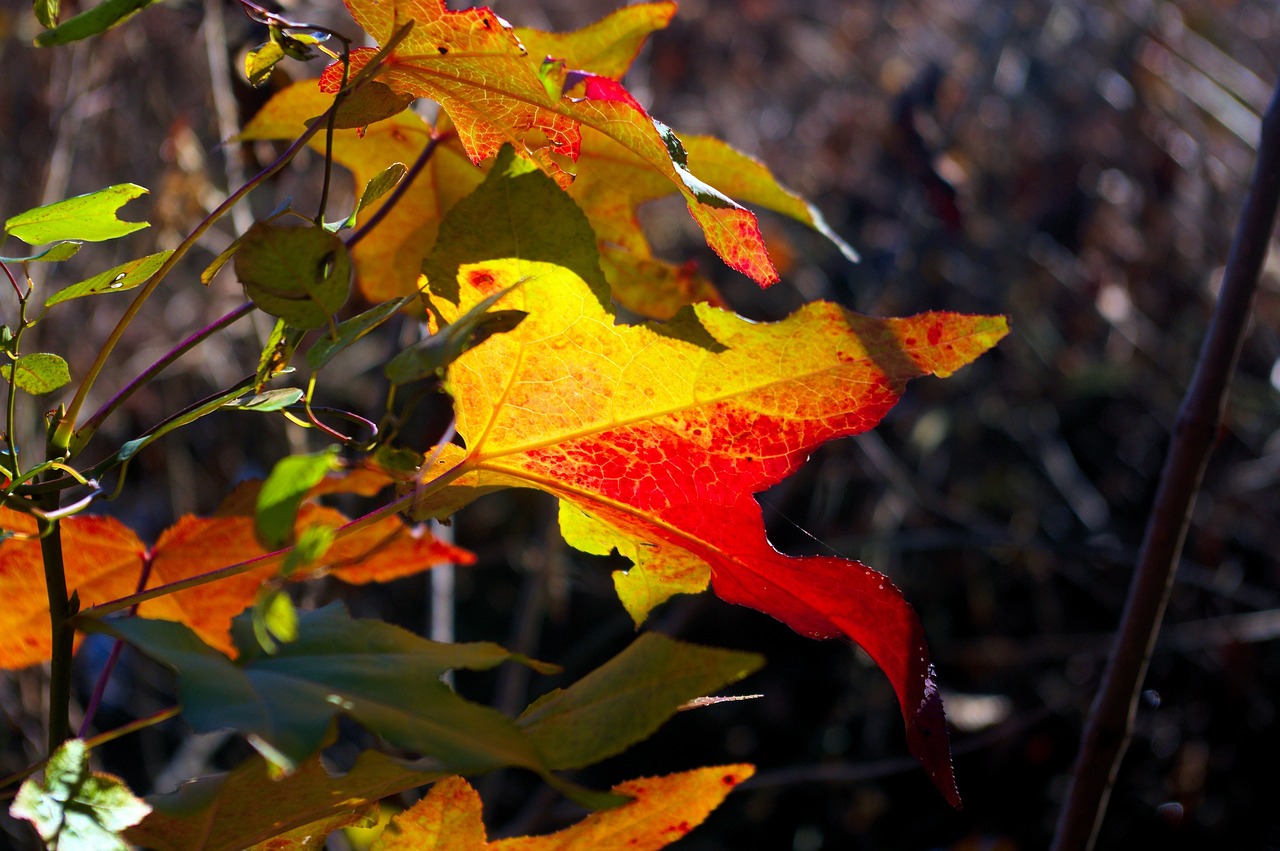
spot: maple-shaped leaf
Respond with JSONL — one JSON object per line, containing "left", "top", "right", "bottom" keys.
{"left": 322, "top": 0, "right": 779, "bottom": 286}
{"left": 322, "top": 1, "right": 580, "bottom": 184}
{"left": 371, "top": 765, "right": 753, "bottom": 850}
{"left": 240, "top": 81, "right": 483, "bottom": 301}
{"left": 127, "top": 750, "right": 443, "bottom": 851}
{"left": 0, "top": 493, "right": 471, "bottom": 669}
{"left": 408, "top": 160, "right": 1004, "bottom": 805}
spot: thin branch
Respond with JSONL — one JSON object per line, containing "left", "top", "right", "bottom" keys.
{"left": 1051, "top": 78, "right": 1280, "bottom": 851}
{"left": 77, "top": 301, "right": 255, "bottom": 443}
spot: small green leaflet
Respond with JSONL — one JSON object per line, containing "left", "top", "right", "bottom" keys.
{"left": 251, "top": 587, "right": 300, "bottom": 654}
{"left": 34, "top": 0, "right": 59, "bottom": 28}
{"left": 44, "top": 250, "right": 173, "bottom": 307}
{"left": 280, "top": 522, "right": 336, "bottom": 577}
{"left": 9, "top": 738, "right": 151, "bottom": 851}
{"left": 0, "top": 241, "right": 81, "bottom": 263}
{"left": 384, "top": 287, "right": 526, "bottom": 385}
{"left": 4, "top": 184, "right": 149, "bottom": 245}
{"left": 235, "top": 222, "right": 351, "bottom": 330}
{"left": 255, "top": 446, "right": 340, "bottom": 549}
{"left": 2, "top": 353, "right": 71, "bottom": 395}
{"left": 306, "top": 296, "right": 412, "bottom": 371}
{"left": 255, "top": 319, "right": 305, "bottom": 391}
{"left": 34, "top": 0, "right": 159, "bottom": 47}
{"left": 226, "top": 387, "right": 306, "bottom": 413}
{"left": 245, "top": 41, "right": 286, "bottom": 88}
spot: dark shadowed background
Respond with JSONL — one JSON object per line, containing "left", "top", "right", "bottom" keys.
{"left": 2, "top": 0, "right": 1279, "bottom": 848}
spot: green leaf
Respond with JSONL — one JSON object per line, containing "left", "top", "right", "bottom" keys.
{"left": 34, "top": 0, "right": 158, "bottom": 46}
{"left": 9, "top": 738, "right": 151, "bottom": 851}
{"left": 352, "top": 162, "right": 408, "bottom": 222}
{"left": 331, "top": 81, "right": 415, "bottom": 130}
{"left": 245, "top": 41, "right": 286, "bottom": 88}
{"left": 235, "top": 222, "right": 351, "bottom": 329}
{"left": 255, "top": 319, "right": 305, "bottom": 391}
{"left": 95, "top": 605, "right": 588, "bottom": 795}
{"left": 224, "top": 388, "right": 305, "bottom": 413}
{"left": 4, "top": 184, "right": 149, "bottom": 244}
{"left": 384, "top": 289, "right": 525, "bottom": 385}
{"left": 126, "top": 751, "right": 440, "bottom": 851}
{"left": 44, "top": 250, "right": 172, "bottom": 307}
{"left": 2, "top": 352, "right": 71, "bottom": 394}
{"left": 306, "top": 296, "right": 412, "bottom": 371}
{"left": 255, "top": 447, "right": 340, "bottom": 549}
{"left": 251, "top": 587, "right": 299, "bottom": 654}
{"left": 34, "top": 0, "right": 59, "bottom": 28}
{"left": 518, "top": 633, "right": 763, "bottom": 770}
{"left": 280, "top": 522, "right": 336, "bottom": 577}
{"left": 422, "top": 144, "right": 608, "bottom": 305}
{"left": 200, "top": 233, "right": 245, "bottom": 285}
{"left": 0, "top": 241, "right": 81, "bottom": 263}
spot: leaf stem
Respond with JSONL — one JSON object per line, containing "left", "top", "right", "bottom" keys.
{"left": 0, "top": 706, "right": 181, "bottom": 796}
{"left": 345, "top": 132, "right": 443, "bottom": 251}
{"left": 1051, "top": 78, "right": 1280, "bottom": 851}
{"left": 76, "top": 301, "right": 256, "bottom": 446}
{"left": 314, "top": 54, "right": 351, "bottom": 226}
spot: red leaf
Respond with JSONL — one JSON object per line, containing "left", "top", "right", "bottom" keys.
{"left": 415, "top": 258, "right": 1007, "bottom": 804}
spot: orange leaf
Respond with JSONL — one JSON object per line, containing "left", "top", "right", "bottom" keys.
{"left": 325, "top": 0, "right": 779, "bottom": 286}
{"left": 372, "top": 765, "right": 753, "bottom": 850}
{"left": 372, "top": 775, "right": 487, "bottom": 851}
{"left": 417, "top": 258, "right": 1008, "bottom": 805}
{"left": 0, "top": 494, "right": 471, "bottom": 667}
{"left": 0, "top": 508, "right": 144, "bottom": 670}
{"left": 321, "top": 4, "right": 580, "bottom": 184}
{"left": 240, "top": 82, "right": 483, "bottom": 302}
{"left": 138, "top": 506, "right": 472, "bottom": 656}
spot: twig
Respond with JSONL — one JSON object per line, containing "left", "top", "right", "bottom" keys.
{"left": 1050, "top": 77, "right": 1280, "bottom": 851}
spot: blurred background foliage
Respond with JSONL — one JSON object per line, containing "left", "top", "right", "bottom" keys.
{"left": 1, "top": 0, "right": 1279, "bottom": 848}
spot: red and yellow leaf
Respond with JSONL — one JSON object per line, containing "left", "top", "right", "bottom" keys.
{"left": 372, "top": 765, "right": 753, "bottom": 850}
{"left": 325, "top": 0, "right": 779, "bottom": 285}
{"left": 416, "top": 258, "right": 1007, "bottom": 804}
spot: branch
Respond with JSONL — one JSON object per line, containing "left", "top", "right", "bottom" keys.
{"left": 1051, "top": 77, "right": 1280, "bottom": 851}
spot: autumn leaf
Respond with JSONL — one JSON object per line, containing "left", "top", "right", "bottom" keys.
{"left": 0, "top": 485, "right": 472, "bottom": 668}
{"left": 127, "top": 750, "right": 443, "bottom": 851}
{"left": 512, "top": 2, "right": 677, "bottom": 82}
{"left": 415, "top": 255, "right": 1002, "bottom": 803}
{"left": 371, "top": 765, "right": 753, "bottom": 850}
{"left": 0, "top": 508, "right": 145, "bottom": 670}
{"left": 322, "top": 0, "right": 780, "bottom": 286}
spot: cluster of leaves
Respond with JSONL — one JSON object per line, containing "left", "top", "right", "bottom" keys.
{"left": 1, "top": 0, "right": 1006, "bottom": 848}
